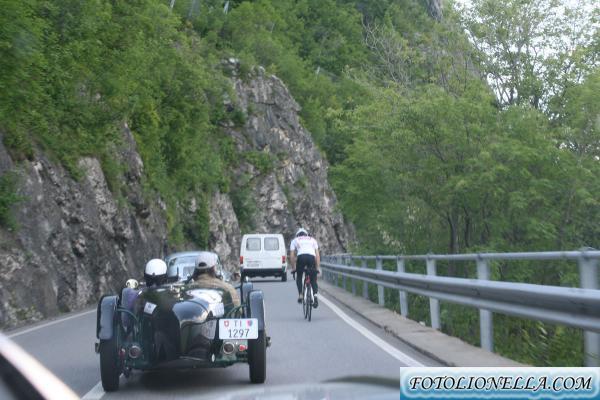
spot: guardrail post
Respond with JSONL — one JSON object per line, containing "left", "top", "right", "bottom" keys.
{"left": 337, "top": 255, "right": 343, "bottom": 286}
{"left": 361, "top": 257, "right": 368, "bottom": 299}
{"left": 579, "top": 253, "right": 600, "bottom": 367}
{"left": 376, "top": 256, "right": 385, "bottom": 306}
{"left": 426, "top": 258, "right": 440, "bottom": 330}
{"left": 350, "top": 257, "right": 357, "bottom": 295}
{"left": 341, "top": 256, "right": 347, "bottom": 289}
{"left": 477, "top": 258, "right": 494, "bottom": 352}
{"left": 328, "top": 255, "right": 335, "bottom": 283}
{"left": 397, "top": 257, "right": 408, "bottom": 317}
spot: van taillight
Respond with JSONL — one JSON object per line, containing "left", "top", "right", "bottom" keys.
{"left": 240, "top": 256, "right": 244, "bottom": 265}
{"left": 282, "top": 255, "right": 286, "bottom": 264}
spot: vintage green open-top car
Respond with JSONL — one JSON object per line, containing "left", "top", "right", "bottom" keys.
{"left": 95, "top": 251, "right": 268, "bottom": 392}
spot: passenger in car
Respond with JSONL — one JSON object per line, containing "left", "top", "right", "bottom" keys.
{"left": 191, "top": 253, "right": 241, "bottom": 307}
{"left": 121, "top": 279, "right": 140, "bottom": 332}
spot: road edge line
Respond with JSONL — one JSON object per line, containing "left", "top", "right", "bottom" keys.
{"left": 7, "top": 309, "right": 96, "bottom": 338}
{"left": 320, "top": 295, "right": 425, "bottom": 367}
{"left": 81, "top": 381, "right": 104, "bottom": 400}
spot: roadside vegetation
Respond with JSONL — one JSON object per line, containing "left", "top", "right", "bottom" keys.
{"left": 0, "top": 171, "right": 21, "bottom": 230}
{"left": 0, "top": 0, "right": 598, "bottom": 365}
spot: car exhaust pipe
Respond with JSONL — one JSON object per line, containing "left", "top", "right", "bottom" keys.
{"left": 222, "top": 341, "right": 235, "bottom": 355}
{"left": 128, "top": 344, "right": 142, "bottom": 359}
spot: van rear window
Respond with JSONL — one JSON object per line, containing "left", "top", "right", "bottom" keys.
{"left": 264, "top": 237, "right": 279, "bottom": 251}
{"left": 246, "top": 238, "right": 261, "bottom": 251}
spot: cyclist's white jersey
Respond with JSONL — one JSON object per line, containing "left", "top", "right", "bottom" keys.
{"left": 290, "top": 236, "right": 319, "bottom": 257}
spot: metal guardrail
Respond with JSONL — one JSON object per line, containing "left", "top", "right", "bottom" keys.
{"left": 322, "top": 250, "right": 600, "bottom": 366}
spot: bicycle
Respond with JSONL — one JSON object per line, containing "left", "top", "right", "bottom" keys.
{"left": 303, "top": 270, "right": 314, "bottom": 321}
{"left": 293, "top": 267, "right": 319, "bottom": 322}
{"left": 292, "top": 267, "right": 317, "bottom": 321}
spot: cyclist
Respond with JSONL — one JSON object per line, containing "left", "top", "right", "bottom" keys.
{"left": 289, "top": 228, "right": 321, "bottom": 307}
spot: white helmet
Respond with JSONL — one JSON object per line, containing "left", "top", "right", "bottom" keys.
{"left": 145, "top": 259, "right": 167, "bottom": 275}
{"left": 296, "top": 228, "right": 308, "bottom": 237}
{"left": 191, "top": 252, "right": 218, "bottom": 280}
{"left": 144, "top": 259, "right": 167, "bottom": 286}
{"left": 125, "top": 279, "right": 139, "bottom": 289}
{"left": 196, "top": 252, "right": 218, "bottom": 271}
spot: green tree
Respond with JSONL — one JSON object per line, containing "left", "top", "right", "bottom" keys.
{"left": 459, "top": 0, "right": 599, "bottom": 108}
{"left": 0, "top": 0, "right": 47, "bottom": 158}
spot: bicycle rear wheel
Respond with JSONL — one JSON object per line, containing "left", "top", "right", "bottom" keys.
{"left": 303, "top": 283, "right": 309, "bottom": 319}
{"left": 306, "top": 285, "right": 312, "bottom": 322}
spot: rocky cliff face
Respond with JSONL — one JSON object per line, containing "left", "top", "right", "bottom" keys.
{"left": 0, "top": 126, "right": 168, "bottom": 327}
{"left": 427, "top": 0, "right": 443, "bottom": 21}
{"left": 219, "top": 64, "right": 353, "bottom": 258}
{"left": 0, "top": 68, "right": 353, "bottom": 328}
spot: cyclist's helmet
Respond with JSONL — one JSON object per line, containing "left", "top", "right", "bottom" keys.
{"left": 296, "top": 228, "right": 308, "bottom": 237}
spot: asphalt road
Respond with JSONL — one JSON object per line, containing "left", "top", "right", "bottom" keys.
{"left": 7, "top": 278, "right": 438, "bottom": 399}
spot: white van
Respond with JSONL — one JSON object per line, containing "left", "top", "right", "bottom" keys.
{"left": 240, "top": 234, "right": 287, "bottom": 281}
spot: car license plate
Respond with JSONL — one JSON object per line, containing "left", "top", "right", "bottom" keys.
{"left": 219, "top": 319, "right": 259, "bottom": 340}
{"left": 247, "top": 260, "right": 261, "bottom": 268}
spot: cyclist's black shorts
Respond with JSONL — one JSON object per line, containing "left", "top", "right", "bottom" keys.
{"left": 297, "top": 254, "right": 316, "bottom": 270}
{"left": 296, "top": 254, "right": 318, "bottom": 294}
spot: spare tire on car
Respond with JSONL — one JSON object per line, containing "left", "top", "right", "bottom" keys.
{"left": 247, "top": 290, "right": 266, "bottom": 383}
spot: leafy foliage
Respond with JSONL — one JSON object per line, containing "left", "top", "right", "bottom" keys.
{"left": 327, "top": 0, "right": 599, "bottom": 365}
{"left": 231, "top": 183, "right": 256, "bottom": 234}
{"left": 0, "top": 0, "right": 231, "bottom": 245}
{"left": 0, "top": 172, "right": 22, "bottom": 230}
{"left": 243, "top": 151, "right": 274, "bottom": 174}
{"left": 459, "top": 0, "right": 599, "bottom": 108}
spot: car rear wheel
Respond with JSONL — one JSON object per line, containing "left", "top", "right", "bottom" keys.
{"left": 248, "top": 330, "right": 266, "bottom": 383}
{"left": 281, "top": 272, "right": 287, "bottom": 282}
{"left": 99, "top": 334, "right": 121, "bottom": 392}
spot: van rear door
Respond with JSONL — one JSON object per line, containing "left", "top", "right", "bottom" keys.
{"left": 243, "top": 237, "right": 263, "bottom": 269}
{"left": 261, "top": 236, "right": 283, "bottom": 270}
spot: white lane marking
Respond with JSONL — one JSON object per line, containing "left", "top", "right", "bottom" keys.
{"left": 7, "top": 309, "right": 96, "bottom": 338}
{"left": 320, "top": 295, "right": 425, "bottom": 367}
{"left": 81, "top": 381, "right": 104, "bottom": 400}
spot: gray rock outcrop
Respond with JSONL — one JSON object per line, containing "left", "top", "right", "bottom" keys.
{"left": 427, "top": 0, "right": 443, "bottom": 21}
{"left": 0, "top": 127, "right": 168, "bottom": 327}
{"left": 208, "top": 191, "right": 242, "bottom": 268}
{"left": 215, "top": 64, "right": 353, "bottom": 262}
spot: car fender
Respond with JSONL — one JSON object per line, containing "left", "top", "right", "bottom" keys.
{"left": 97, "top": 295, "right": 118, "bottom": 340}
{"left": 241, "top": 282, "right": 254, "bottom": 303}
{"left": 248, "top": 290, "right": 265, "bottom": 331}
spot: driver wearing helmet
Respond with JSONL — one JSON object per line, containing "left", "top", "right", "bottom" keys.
{"left": 191, "top": 253, "right": 241, "bottom": 307}
{"left": 144, "top": 258, "right": 168, "bottom": 287}
{"left": 289, "top": 228, "right": 321, "bottom": 307}
{"left": 120, "top": 259, "right": 166, "bottom": 330}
